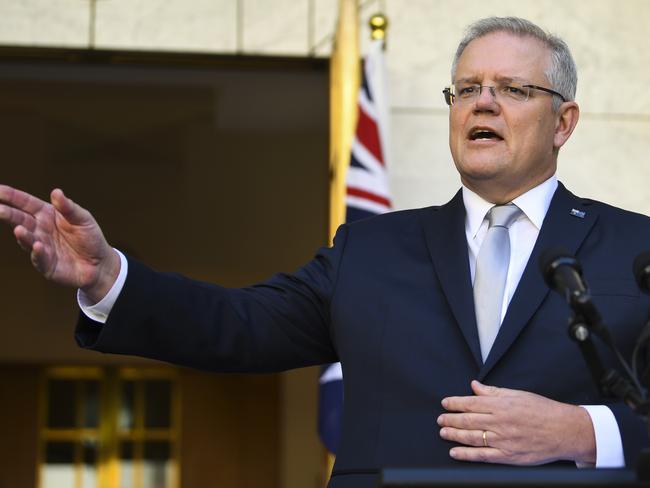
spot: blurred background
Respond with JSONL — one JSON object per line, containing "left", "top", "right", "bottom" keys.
{"left": 0, "top": 1, "right": 648, "bottom": 487}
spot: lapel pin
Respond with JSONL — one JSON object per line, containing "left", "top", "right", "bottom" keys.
{"left": 570, "top": 208, "right": 586, "bottom": 219}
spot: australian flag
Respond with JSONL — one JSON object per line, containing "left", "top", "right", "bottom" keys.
{"left": 318, "top": 38, "right": 392, "bottom": 455}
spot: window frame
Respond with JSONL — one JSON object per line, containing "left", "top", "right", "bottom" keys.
{"left": 38, "top": 366, "right": 180, "bottom": 488}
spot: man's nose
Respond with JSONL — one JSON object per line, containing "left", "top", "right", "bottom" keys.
{"left": 474, "top": 86, "right": 499, "bottom": 112}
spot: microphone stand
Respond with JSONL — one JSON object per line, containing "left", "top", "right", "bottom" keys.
{"left": 542, "top": 249, "right": 650, "bottom": 481}
{"left": 567, "top": 303, "right": 650, "bottom": 483}
{"left": 567, "top": 311, "right": 648, "bottom": 416}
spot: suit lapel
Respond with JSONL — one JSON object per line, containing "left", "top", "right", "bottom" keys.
{"left": 478, "top": 183, "right": 599, "bottom": 379}
{"left": 421, "top": 190, "right": 483, "bottom": 368}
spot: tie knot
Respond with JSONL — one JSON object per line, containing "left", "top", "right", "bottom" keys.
{"left": 487, "top": 203, "right": 521, "bottom": 229}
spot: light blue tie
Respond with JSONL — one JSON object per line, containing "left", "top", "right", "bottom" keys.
{"left": 474, "top": 204, "right": 522, "bottom": 362}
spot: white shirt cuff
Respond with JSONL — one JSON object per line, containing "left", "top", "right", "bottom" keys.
{"left": 77, "top": 249, "right": 128, "bottom": 324}
{"left": 581, "top": 405, "right": 625, "bottom": 468}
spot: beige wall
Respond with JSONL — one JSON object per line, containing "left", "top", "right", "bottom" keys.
{"left": 0, "top": 0, "right": 338, "bottom": 54}
{"left": 3, "top": 1, "right": 647, "bottom": 211}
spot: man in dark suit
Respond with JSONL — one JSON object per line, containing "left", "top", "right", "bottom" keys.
{"left": 1, "top": 16, "right": 649, "bottom": 488}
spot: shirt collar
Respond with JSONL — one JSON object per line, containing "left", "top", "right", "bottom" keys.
{"left": 462, "top": 174, "right": 558, "bottom": 238}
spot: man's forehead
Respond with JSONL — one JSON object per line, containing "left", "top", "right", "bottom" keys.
{"left": 454, "top": 31, "right": 550, "bottom": 81}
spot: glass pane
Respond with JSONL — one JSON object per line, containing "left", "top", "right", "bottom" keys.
{"left": 45, "top": 441, "right": 75, "bottom": 463}
{"left": 120, "top": 381, "right": 135, "bottom": 431}
{"left": 82, "top": 464, "right": 97, "bottom": 488}
{"left": 144, "top": 380, "right": 171, "bottom": 428}
{"left": 47, "top": 379, "right": 76, "bottom": 428}
{"left": 43, "top": 441, "right": 75, "bottom": 488}
{"left": 83, "top": 439, "right": 98, "bottom": 488}
{"left": 143, "top": 441, "right": 171, "bottom": 488}
{"left": 83, "top": 380, "right": 100, "bottom": 428}
{"left": 120, "top": 441, "right": 134, "bottom": 488}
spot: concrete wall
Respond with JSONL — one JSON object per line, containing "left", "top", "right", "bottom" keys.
{"left": 2, "top": 3, "right": 647, "bottom": 209}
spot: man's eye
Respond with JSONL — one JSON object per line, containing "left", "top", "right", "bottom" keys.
{"left": 458, "top": 86, "right": 478, "bottom": 96}
{"left": 503, "top": 86, "right": 526, "bottom": 96}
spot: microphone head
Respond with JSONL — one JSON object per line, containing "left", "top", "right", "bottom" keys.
{"left": 633, "top": 251, "right": 650, "bottom": 293}
{"left": 538, "top": 246, "right": 581, "bottom": 289}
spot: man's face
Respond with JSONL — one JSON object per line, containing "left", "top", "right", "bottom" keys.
{"left": 449, "top": 31, "right": 561, "bottom": 202}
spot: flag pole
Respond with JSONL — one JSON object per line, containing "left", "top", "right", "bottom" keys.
{"left": 324, "top": 2, "right": 359, "bottom": 482}
{"left": 328, "top": 0, "right": 360, "bottom": 245}
{"left": 324, "top": 5, "right": 390, "bottom": 484}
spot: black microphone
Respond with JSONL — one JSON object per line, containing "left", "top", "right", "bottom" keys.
{"left": 539, "top": 246, "right": 588, "bottom": 302}
{"left": 633, "top": 251, "right": 650, "bottom": 293}
{"left": 539, "top": 247, "right": 608, "bottom": 339}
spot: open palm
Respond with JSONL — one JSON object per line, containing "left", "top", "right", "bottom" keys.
{"left": 0, "top": 185, "right": 118, "bottom": 298}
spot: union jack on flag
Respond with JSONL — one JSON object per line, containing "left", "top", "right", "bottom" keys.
{"left": 345, "top": 39, "right": 392, "bottom": 222}
{"left": 319, "top": 37, "right": 392, "bottom": 455}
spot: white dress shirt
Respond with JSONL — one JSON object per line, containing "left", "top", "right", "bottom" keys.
{"left": 79, "top": 175, "right": 624, "bottom": 467}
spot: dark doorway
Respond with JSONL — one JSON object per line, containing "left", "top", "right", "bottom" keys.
{"left": 0, "top": 48, "right": 329, "bottom": 488}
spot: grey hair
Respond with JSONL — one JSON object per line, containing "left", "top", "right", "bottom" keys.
{"left": 451, "top": 17, "right": 577, "bottom": 111}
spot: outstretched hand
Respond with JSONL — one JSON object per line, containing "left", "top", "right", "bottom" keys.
{"left": 438, "top": 380, "right": 596, "bottom": 466}
{"left": 0, "top": 185, "right": 120, "bottom": 303}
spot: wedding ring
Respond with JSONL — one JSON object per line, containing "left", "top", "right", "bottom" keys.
{"left": 482, "top": 430, "right": 489, "bottom": 448}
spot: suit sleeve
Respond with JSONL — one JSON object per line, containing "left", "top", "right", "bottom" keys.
{"left": 608, "top": 400, "right": 650, "bottom": 467}
{"left": 75, "top": 225, "right": 350, "bottom": 373}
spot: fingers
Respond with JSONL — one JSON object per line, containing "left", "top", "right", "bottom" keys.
{"left": 50, "top": 188, "right": 92, "bottom": 226}
{"left": 440, "top": 426, "right": 495, "bottom": 448}
{"left": 0, "top": 184, "right": 47, "bottom": 216}
{"left": 438, "top": 411, "right": 491, "bottom": 430}
{"left": 471, "top": 380, "right": 517, "bottom": 397}
{"left": 442, "top": 381, "right": 525, "bottom": 414}
{"left": 0, "top": 203, "right": 38, "bottom": 231}
{"left": 442, "top": 394, "right": 498, "bottom": 413}
{"left": 438, "top": 383, "right": 573, "bottom": 466}
{"left": 440, "top": 424, "right": 513, "bottom": 465}
{"left": 14, "top": 225, "right": 36, "bottom": 251}
{"left": 449, "top": 446, "right": 505, "bottom": 464}
{"left": 471, "top": 380, "right": 496, "bottom": 396}
{"left": 30, "top": 240, "right": 53, "bottom": 276}
{"left": 0, "top": 186, "right": 90, "bottom": 229}
{"left": 15, "top": 226, "right": 54, "bottom": 277}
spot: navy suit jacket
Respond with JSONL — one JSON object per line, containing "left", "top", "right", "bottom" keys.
{"left": 77, "top": 183, "right": 650, "bottom": 488}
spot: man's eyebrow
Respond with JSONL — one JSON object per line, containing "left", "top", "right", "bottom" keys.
{"left": 494, "top": 76, "right": 527, "bottom": 84}
{"left": 454, "top": 75, "right": 528, "bottom": 84}
{"left": 454, "top": 77, "right": 480, "bottom": 83}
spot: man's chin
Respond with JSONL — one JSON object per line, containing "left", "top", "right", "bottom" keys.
{"left": 456, "top": 161, "right": 507, "bottom": 182}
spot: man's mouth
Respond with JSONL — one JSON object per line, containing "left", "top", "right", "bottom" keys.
{"left": 468, "top": 128, "right": 504, "bottom": 141}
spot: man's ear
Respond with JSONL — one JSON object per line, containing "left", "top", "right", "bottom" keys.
{"left": 554, "top": 101, "right": 580, "bottom": 149}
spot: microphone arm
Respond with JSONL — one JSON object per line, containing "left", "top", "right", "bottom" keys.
{"left": 540, "top": 247, "right": 649, "bottom": 417}
{"left": 567, "top": 310, "right": 648, "bottom": 415}
{"left": 568, "top": 292, "right": 612, "bottom": 344}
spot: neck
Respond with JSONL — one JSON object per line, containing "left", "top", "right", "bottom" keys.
{"left": 461, "top": 170, "right": 556, "bottom": 204}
